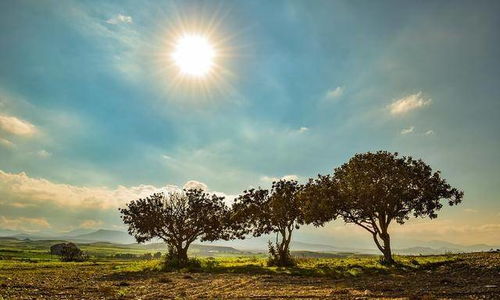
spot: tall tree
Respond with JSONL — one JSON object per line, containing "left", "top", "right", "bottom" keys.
{"left": 333, "top": 151, "right": 463, "bottom": 263}
{"left": 232, "top": 180, "right": 304, "bottom": 266}
{"left": 299, "top": 174, "right": 341, "bottom": 226}
{"left": 119, "top": 189, "right": 231, "bottom": 266}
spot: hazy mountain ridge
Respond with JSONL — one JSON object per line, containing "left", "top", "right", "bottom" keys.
{"left": 1, "top": 228, "right": 498, "bottom": 255}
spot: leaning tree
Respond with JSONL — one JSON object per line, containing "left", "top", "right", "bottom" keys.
{"left": 231, "top": 180, "right": 304, "bottom": 266}
{"left": 333, "top": 151, "right": 463, "bottom": 263}
{"left": 119, "top": 189, "right": 231, "bottom": 267}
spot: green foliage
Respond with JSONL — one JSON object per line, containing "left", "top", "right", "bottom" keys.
{"left": 59, "top": 244, "right": 88, "bottom": 262}
{"left": 267, "top": 241, "right": 295, "bottom": 267}
{"left": 232, "top": 180, "right": 303, "bottom": 267}
{"left": 302, "top": 151, "right": 464, "bottom": 263}
{"left": 120, "top": 189, "right": 234, "bottom": 267}
{"left": 163, "top": 255, "right": 202, "bottom": 272}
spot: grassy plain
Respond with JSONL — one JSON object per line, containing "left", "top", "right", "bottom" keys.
{"left": 0, "top": 238, "right": 499, "bottom": 299}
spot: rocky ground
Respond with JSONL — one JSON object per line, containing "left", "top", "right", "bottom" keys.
{"left": 0, "top": 252, "right": 498, "bottom": 299}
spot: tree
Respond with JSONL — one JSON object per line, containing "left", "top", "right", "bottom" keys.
{"left": 333, "top": 151, "right": 463, "bottom": 263}
{"left": 119, "top": 189, "right": 231, "bottom": 267}
{"left": 231, "top": 180, "right": 304, "bottom": 266}
{"left": 299, "top": 174, "right": 341, "bottom": 226}
{"left": 57, "top": 243, "right": 88, "bottom": 262}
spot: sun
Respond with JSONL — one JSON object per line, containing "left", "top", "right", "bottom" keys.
{"left": 171, "top": 34, "right": 215, "bottom": 77}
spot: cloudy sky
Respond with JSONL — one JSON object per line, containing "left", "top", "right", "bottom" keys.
{"left": 0, "top": 0, "right": 499, "bottom": 246}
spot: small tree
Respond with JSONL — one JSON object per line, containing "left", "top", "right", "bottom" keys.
{"left": 232, "top": 180, "right": 304, "bottom": 267}
{"left": 120, "top": 189, "right": 231, "bottom": 267}
{"left": 333, "top": 151, "right": 463, "bottom": 263}
{"left": 59, "top": 243, "right": 88, "bottom": 262}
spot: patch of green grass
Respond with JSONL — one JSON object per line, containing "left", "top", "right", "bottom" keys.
{"left": 156, "top": 254, "right": 457, "bottom": 278}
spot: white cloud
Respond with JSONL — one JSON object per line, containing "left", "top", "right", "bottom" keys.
{"left": 35, "top": 150, "right": 51, "bottom": 158}
{"left": 282, "top": 174, "right": 299, "bottom": 181}
{"left": 425, "top": 129, "right": 435, "bottom": 135}
{"left": 162, "top": 154, "right": 174, "bottom": 160}
{"left": 260, "top": 174, "right": 300, "bottom": 184}
{"left": 325, "top": 86, "right": 344, "bottom": 100}
{"left": 0, "top": 216, "right": 51, "bottom": 232}
{"left": 183, "top": 180, "right": 208, "bottom": 191}
{"left": 106, "top": 14, "right": 133, "bottom": 25}
{"left": 0, "top": 137, "right": 14, "bottom": 148}
{"left": 0, "top": 169, "right": 177, "bottom": 210}
{"left": 298, "top": 127, "right": 309, "bottom": 133}
{"left": 79, "top": 219, "right": 104, "bottom": 229}
{"left": 401, "top": 126, "right": 415, "bottom": 135}
{"left": 0, "top": 169, "right": 239, "bottom": 231}
{"left": 0, "top": 169, "right": 232, "bottom": 212}
{"left": 0, "top": 114, "right": 36, "bottom": 136}
{"left": 388, "top": 92, "right": 431, "bottom": 115}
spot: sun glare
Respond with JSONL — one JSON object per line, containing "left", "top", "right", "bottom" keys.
{"left": 171, "top": 34, "right": 215, "bottom": 77}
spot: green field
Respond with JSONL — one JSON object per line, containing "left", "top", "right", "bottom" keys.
{"left": 0, "top": 237, "right": 455, "bottom": 277}
{"left": 1, "top": 237, "right": 498, "bottom": 299}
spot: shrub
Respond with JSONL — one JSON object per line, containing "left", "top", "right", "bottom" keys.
{"left": 59, "top": 243, "right": 88, "bottom": 262}
{"left": 162, "top": 247, "right": 201, "bottom": 271}
{"left": 267, "top": 241, "right": 295, "bottom": 267}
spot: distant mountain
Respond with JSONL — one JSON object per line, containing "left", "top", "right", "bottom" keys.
{"left": 190, "top": 244, "right": 243, "bottom": 254}
{"left": 72, "top": 229, "right": 135, "bottom": 244}
{"left": 2, "top": 227, "right": 498, "bottom": 254}
{"left": 61, "top": 228, "right": 95, "bottom": 237}
{"left": 291, "top": 241, "right": 348, "bottom": 252}
{"left": 0, "top": 228, "right": 19, "bottom": 237}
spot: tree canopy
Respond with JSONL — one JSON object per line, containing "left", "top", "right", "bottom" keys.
{"left": 119, "top": 189, "right": 231, "bottom": 265}
{"left": 231, "top": 179, "right": 304, "bottom": 266}
{"left": 332, "top": 151, "right": 463, "bottom": 262}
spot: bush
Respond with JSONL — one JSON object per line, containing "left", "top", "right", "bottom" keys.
{"left": 113, "top": 253, "right": 137, "bottom": 259}
{"left": 59, "top": 244, "right": 88, "bottom": 262}
{"left": 267, "top": 241, "right": 295, "bottom": 267}
{"left": 141, "top": 253, "right": 153, "bottom": 260}
{"left": 163, "top": 255, "right": 201, "bottom": 272}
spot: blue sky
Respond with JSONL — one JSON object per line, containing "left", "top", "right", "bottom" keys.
{"left": 0, "top": 0, "right": 499, "bottom": 245}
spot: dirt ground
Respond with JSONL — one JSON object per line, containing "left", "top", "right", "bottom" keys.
{"left": 0, "top": 252, "right": 499, "bottom": 299}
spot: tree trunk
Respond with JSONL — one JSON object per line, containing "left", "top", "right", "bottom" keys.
{"left": 278, "top": 229, "right": 293, "bottom": 267}
{"left": 176, "top": 245, "right": 189, "bottom": 266}
{"left": 380, "top": 232, "right": 394, "bottom": 263}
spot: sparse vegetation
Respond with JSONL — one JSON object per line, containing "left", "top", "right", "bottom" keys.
{"left": 1, "top": 247, "right": 498, "bottom": 299}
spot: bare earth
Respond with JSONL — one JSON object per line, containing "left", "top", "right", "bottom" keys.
{"left": 1, "top": 253, "right": 499, "bottom": 299}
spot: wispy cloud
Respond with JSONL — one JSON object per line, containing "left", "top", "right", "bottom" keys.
{"left": 106, "top": 14, "right": 133, "bottom": 25}
{"left": 34, "top": 150, "right": 52, "bottom": 158}
{"left": 0, "top": 114, "right": 36, "bottom": 136}
{"left": 79, "top": 219, "right": 103, "bottom": 229}
{"left": 325, "top": 86, "right": 344, "bottom": 100}
{"left": 183, "top": 180, "right": 208, "bottom": 191}
{"left": 260, "top": 174, "right": 300, "bottom": 184}
{"left": 0, "top": 137, "right": 14, "bottom": 148}
{"left": 389, "top": 92, "right": 431, "bottom": 115}
{"left": 401, "top": 126, "right": 415, "bottom": 135}
{"left": 0, "top": 169, "right": 177, "bottom": 210}
{"left": 298, "top": 127, "right": 309, "bottom": 133}
{"left": 0, "top": 216, "right": 51, "bottom": 232}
